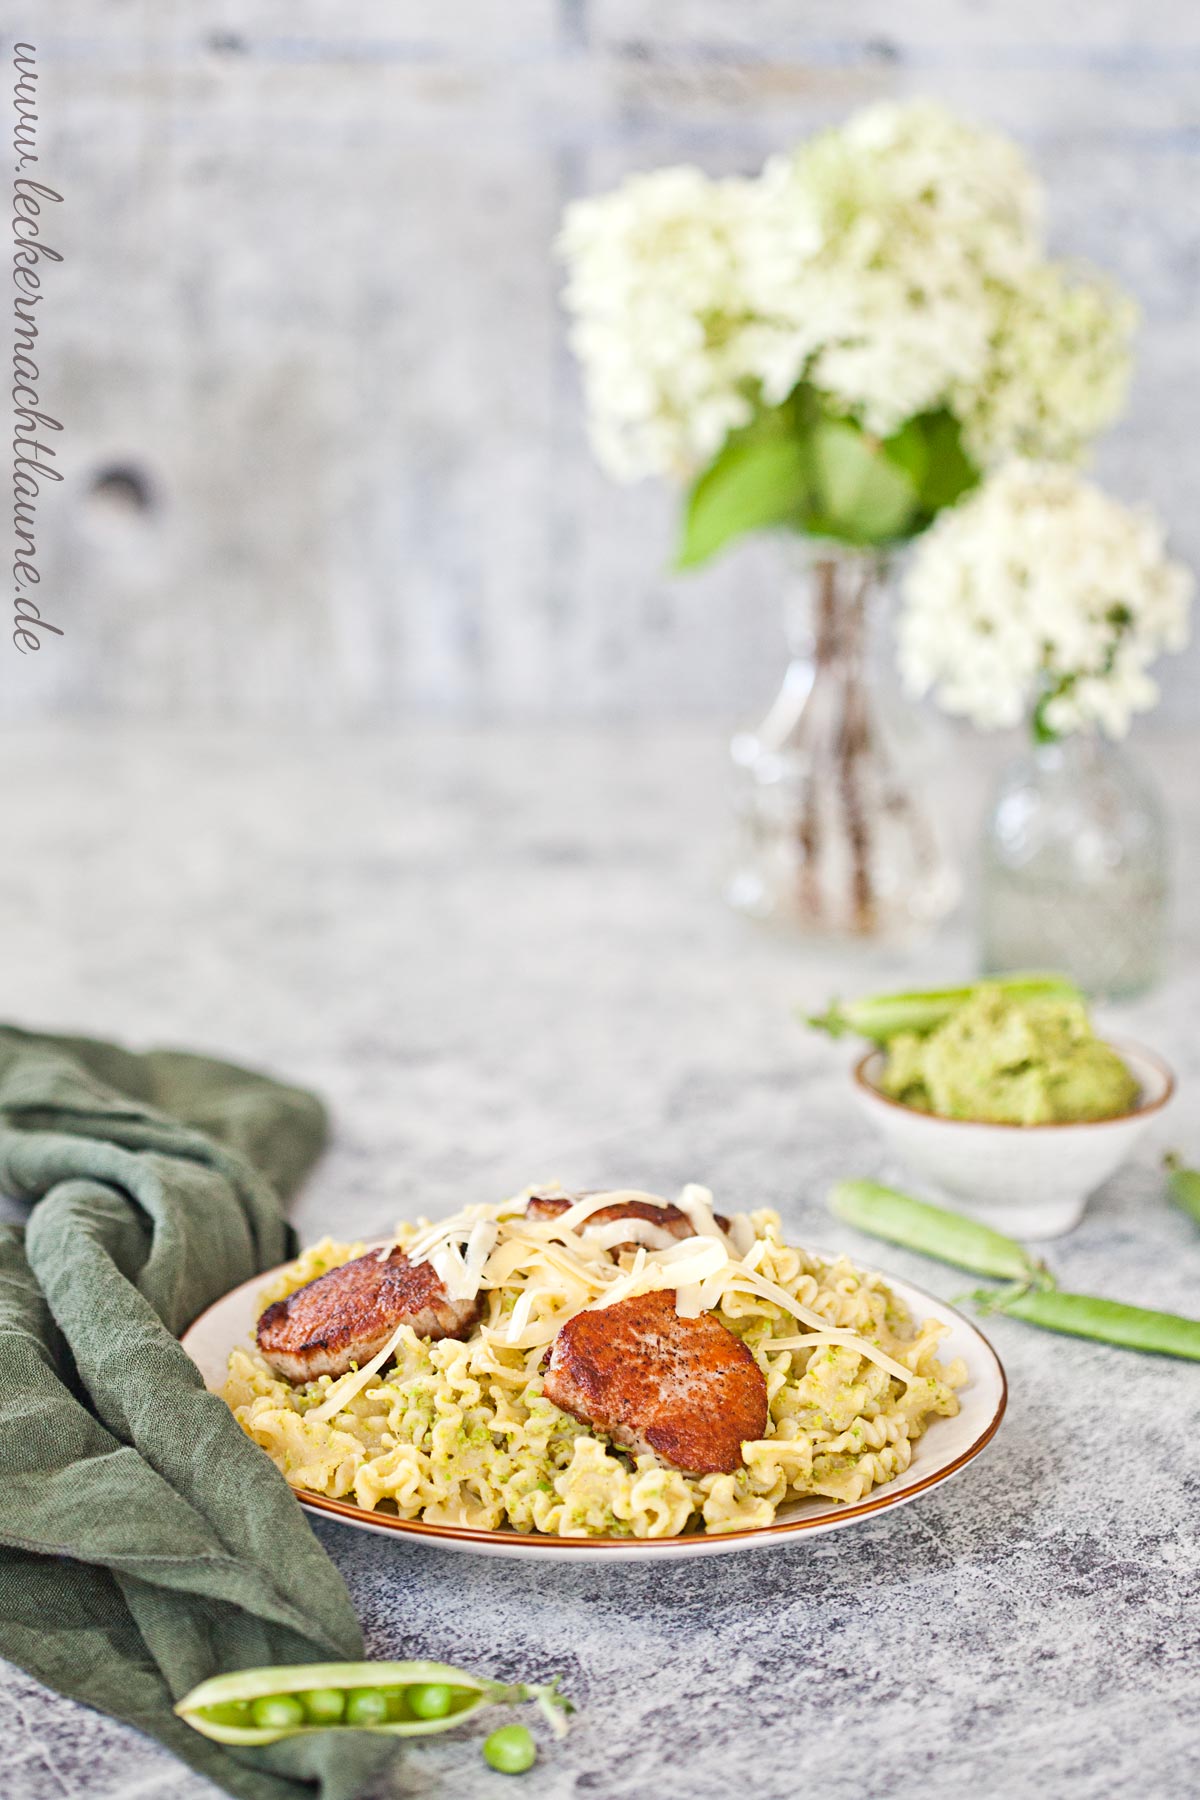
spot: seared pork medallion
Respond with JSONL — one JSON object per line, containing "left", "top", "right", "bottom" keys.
{"left": 256, "top": 1248, "right": 481, "bottom": 1383}
{"left": 542, "top": 1289, "right": 768, "bottom": 1474}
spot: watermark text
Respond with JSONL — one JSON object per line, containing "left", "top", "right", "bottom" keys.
{"left": 11, "top": 41, "right": 64, "bottom": 653}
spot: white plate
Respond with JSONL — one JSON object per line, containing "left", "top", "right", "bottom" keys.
{"left": 182, "top": 1246, "right": 1006, "bottom": 1562}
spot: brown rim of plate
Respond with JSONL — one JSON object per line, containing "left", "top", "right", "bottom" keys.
{"left": 853, "top": 1035, "right": 1175, "bottom": 1132}
{"left": 286, "top": 1337, "right": 1007, "bottom": 1550}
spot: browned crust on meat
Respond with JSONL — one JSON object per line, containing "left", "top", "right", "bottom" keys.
{"left": 256, "top": 1248, "right": 481, "bottom": 1382}
{"left": 542, "top": 1289, "right": 768, "bottom": 1474}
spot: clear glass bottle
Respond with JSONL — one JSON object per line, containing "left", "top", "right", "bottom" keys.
{"left": 979, "top": 733, "right": 1168, "bottom": 998}
{"left": 726, "top": 547, "right": 960, "bottom": 940}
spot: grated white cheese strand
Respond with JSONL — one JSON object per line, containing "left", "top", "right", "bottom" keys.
{"left": 729, "top": 1267, "right": 837, "bottom": 1333}
{"left": 432, "top": 1241, "right": 472, "bottom": 1300}
{"left": 720, "top": 1275, "right": 921, "bottom": 1386}
{"left": 552, "top": 1190, "right": 672, "bottom": 1232}
{"left": 483, "top": 1314, "right": 559, "bottom": 1353}
{"left": 740, "top": 1238, "right": 766, "bottom": 1274}
{"left": 405, "top": 1203, "right": 502, "bottom": 1263}
{"left": 462, "top": 1218, "right": 499, "bottom": 1290}
{"left": 485, "top": 1233, "right": 611, "bottom": 1293}
{"left": 648, "top": 1238, "right": 729, "bottom": 1285}
{"left": 675, "top": 1184, "right": 725, "bottom": 1241}
{"left": 762, "top": 1331, "right": 917, "bottom": 1387}
{"left": 697, "top": 1268, "right": 729, "bottom": 1313}
{"left": 725, "top": 1212, "right": 756, "bottom": 1256}
{"left": 505, "top": 1287, "right": 536, "bottom": 1346}
{"left": 517, "top": 1227, "right": 615, "bottom": 1273}
{"left": 583, "top": 1219, "right": 678, "bottom": 1253}
{"left": 305, "top": 1321, "right": 411, "bottom": 1425}
{"left": 591, "top": 1247, "right": 653, "bottom": 1310}
{"left": 578, "top": 1237, "right": 728, "bottom": 1313}
{"left": 406, "top": 1220, "right": 469, "bottom": 1263}
{"left": 674, "top": 1282, "right": 702, "bottom": 1319}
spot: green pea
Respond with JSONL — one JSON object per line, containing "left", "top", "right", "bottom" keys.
{"left": 406, "top": 1682, "right": 454, "bottom": 1719}
{"left": 483, "top": 1723, "right": 537, "bottom": 1774}
{"left": 250, "top": 1694, "right": 306, "bottom": 1731}
{"left": 345, "top": 1687, "right": 391, "bottom": 1727}
{"left": 300, "top": 1688, "right": 346, "bottom": 1724}
{"left": 199, "top": 1701, "right": 252, "bottom": 1728}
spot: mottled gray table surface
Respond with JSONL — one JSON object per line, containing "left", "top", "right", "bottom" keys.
{"left": 2, "top": 725, "right": 1197, "bottom": 1800}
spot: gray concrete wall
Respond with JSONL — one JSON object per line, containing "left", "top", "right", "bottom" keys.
{"left": 10, "top": 2, "right": 1199, "bottom": 723}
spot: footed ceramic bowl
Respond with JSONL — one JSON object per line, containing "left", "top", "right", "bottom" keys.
{"left": 852, "top": 1038, "right": 1174, "bottom": 1239}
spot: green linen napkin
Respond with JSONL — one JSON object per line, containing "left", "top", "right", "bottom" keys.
{"left": 0, "top": 1026, "right": 398, "bottom": 1800}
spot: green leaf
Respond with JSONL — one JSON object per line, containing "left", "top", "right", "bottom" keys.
{"left": 913, "top": 410, "right": 979, "bottom": 515}
{"left": 880, "top": 417, "right": 930, "bottom": 491}
{"left": 677, "top": 432, "right": 812, "bottom": 569}
{"left": 811, "top": 418, "right": 919, "bottom": 544}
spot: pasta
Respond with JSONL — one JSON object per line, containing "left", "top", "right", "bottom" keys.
{"left": 222, "top": 1190, "right": 966, "bottom": 1538}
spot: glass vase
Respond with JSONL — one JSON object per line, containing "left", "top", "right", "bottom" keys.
{"left": 979, "top": 733, "right": 1168, "bottom": 998}
{"left": 726, "top": 548, "right": 960, "bottom": 940}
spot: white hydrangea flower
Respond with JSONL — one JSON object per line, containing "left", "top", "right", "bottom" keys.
{"left": 959, "top": 263, "right": 1138, "bottom": 465}
{"left": 558, "top": 100, "right": 1135, "bottom": 487}
{"left": 740, "top": 101, "right": 1040, "bottom": 437}
{"left": 898, "top": 462, "right": 1193, "bottom": 736}
{"left": 558, "top": 166, "right": 758, "bottom": 480}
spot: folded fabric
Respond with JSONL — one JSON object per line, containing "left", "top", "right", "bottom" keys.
{"left": 0, "top": 1026, "right": 397, "bottom": 1800}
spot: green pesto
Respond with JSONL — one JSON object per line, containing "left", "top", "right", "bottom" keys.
{"left": 879, "top": 984, "right": 1138, "bottom": 1124}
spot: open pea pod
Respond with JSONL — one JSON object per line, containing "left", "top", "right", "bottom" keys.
{"left": 176, "top": 1659, "right": 571, "bottom": 1747}
{"left": 805, "top": 972, "right": 1082, "bottom": 1042}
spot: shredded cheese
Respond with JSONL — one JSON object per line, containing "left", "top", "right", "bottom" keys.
{"left": 552, "top": 1190, "right": 669, "bottom": 1231}
{"left": 726, "top": 1212, "right": 756, "bottom": 1257}
{"left": 430, "top": 1241, "right": 469, "bottom": 1298}
{"left": 505, "top": 1286, "right": 537, "bottom": 1346}
{"left": 675, "top": 1183, "right": 725, "bottom": 1241}
{"left": 462, "top": 1217, "right": 498, "bottom": 1290}
{"left": 304, "top": 1319, "right": 414, "bottom": 1424}
{"left": 674, "top": 1282, "right": 702, "bottom": 1319}
{"left": 384, "top": 1184, "right": 924, "bottom": 1389}
{"left": 762, "top": 1332, "right": 917, "bottom": 1387}
{"left": 583, "top": 1218, "right": 679, "bottom": 1252}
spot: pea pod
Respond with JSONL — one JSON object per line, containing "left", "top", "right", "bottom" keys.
{"left": 175, "top": 1660, "right": 572, "bottom": 1747}
{"left": 1165, "top": 1154, "right": 1200, "bottom": 1227}
{"left": 829, "top": 1177, "right": 1200, "bottom": 1362}
{"left": 805, "top": 972, "right": 1082, "bottom": 1043}
{"left": 828, "top": 1179, "right": 1051, "bottom": 1287}
{"left": 984, "top": 1288, "right": 1200, "bottom": 1362}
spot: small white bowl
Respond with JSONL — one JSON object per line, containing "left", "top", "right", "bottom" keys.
{"left": 851, "top": 1037, "right": 1175, "bottom": 1239}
